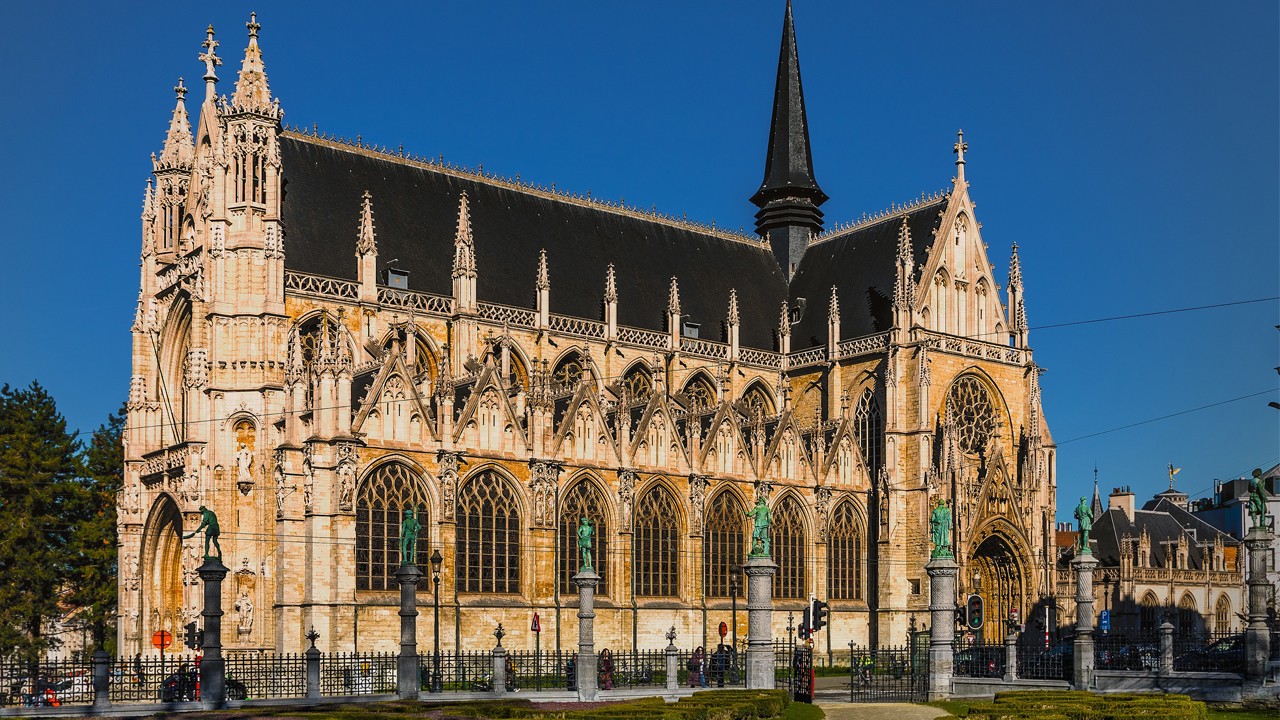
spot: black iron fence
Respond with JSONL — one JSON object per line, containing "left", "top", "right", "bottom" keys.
{"left": 1171, "top": 631, "right": 1244, "bottom": 673}
{"left": 106, "top": 653, "right": 200, "bottom": 703}
{"left": 952, "top": 639, "right": 1003, "bottom": 678}
{"left": 0, "top": 658, "right": 94, "bottom": 708}
{"left": 319, "top": 652, "right": 397, "bottom": 696}
{"left": 225, "top": 652, "right": 306, "bottom": 699}
{"left": 848, "top": 641, "right": 927, "bottom": 703}
{"left": 1094, "top": 632, "right": 1159, "bottom": 671}
{"left": 502, "top": 650, "right": 570, "bottom": 691}
{"left": 1015, "top": 636, "right": 1070, "bottom": 681}
{"left": 418, "top": 650, "right": 492, "bottom": 692}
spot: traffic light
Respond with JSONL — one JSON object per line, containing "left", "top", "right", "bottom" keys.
{"left": 184, "top": 622, "right": 201, "bottom": 651}
{"left": 811, "top": 600, "right": 829, "bottom": 633}
{"left": 966, "top": 594, "right": 984, "bottom": 631}
{"left": 955, "top": 604, "right": 967, "bottom": 627}
{"left": 799, "top": 606, "right": 811, "bottom": 639}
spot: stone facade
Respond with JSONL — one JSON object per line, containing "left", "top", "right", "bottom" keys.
{"left": 119, "top": 10, "right": 1057, "bottom": 657}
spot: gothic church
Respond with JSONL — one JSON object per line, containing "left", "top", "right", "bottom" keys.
{"left": 120, "top": 5, "right": 1058, "bottom": 656}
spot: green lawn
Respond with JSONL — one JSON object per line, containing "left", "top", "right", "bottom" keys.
{"left": 925, "top": 690, "right": 1209, "bottom": 719}
{"left": 1205, "top": 709, "right": 1280, "bottom": 720}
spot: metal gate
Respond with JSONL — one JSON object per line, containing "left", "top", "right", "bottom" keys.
{"left": 847, "top": 630, "right": 928, "bottom": 703}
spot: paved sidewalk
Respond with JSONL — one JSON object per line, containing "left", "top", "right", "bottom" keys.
{"left": 816, "top": 702, "right": 951, "bottom": 720}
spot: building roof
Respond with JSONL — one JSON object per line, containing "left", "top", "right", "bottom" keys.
{"left": 279, "top": 134, "right": 789, "bottom": 350}
{"left": 1087, "top": 498, "right": 1238, "bottom": 569}
{"left": 787, "top": 197, "right": 947, "bottom": 347}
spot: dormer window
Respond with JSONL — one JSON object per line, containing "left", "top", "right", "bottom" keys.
{"left": 385, "top": 267, "right": 409, "bottom": 290}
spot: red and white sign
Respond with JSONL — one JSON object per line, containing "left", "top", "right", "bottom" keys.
{"left": 531, "top": 612, "right": 541, "bottom": 633}
{"left": 718, "top": 621, "right": 728, "bottom": 638}
{"left": 151, "top": 630, "right": 173, "bottom": 650}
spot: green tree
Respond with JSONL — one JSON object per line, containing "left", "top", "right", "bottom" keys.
{"left": 0, "top": 382, "right": 84, "bottom": 663}
{"left": 67, "top": 402, "right": 126, "bottom": 654}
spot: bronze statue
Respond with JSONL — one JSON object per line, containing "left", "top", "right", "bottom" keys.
{"left": 400, "top": 506, "right": 421, "bottom": 566}
{"left": 1247, "top": 468, "right": 1269, "bottom": 531}
{"left": 930, "top": 499, "right": 953, "bottom": 558}
{"left": 1074, "top": 496, "right": 1094, "bottom": 554}
{"left": 576, "top": 516, "right": 594, "bottom": 571}
{"left": 183, "top": 505, "right": 222, "bottom": 561}
{"left": 745, "top": 497, "right": 771, "bottom": 557}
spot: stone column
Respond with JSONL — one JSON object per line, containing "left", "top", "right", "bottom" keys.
{"left": 1071, "top": 553, "right": 1097, "bottom": 690}
{"left": 665, "top": 627, "right": 679, "bottom": 691}
{"left": 1003, "top": 631, "right": 1018, "bottom": 683}
{"left": 744, "top": 555, "right": 778, "bottom": 690}
{"left": 198, "top": 558, "right": 229, "bottom": 709}
{"left": 925, "top": 557, "right": 959, "bottom": 700}
{"left": 396, "top": 564, "right": 421, "bottom": 699}
{"left": 575, "top": 569, "right": 601, "bottom": 701}
{"left": 1158, "top": 621, "right": 1174, "bottom": 677}
{"left": 92, "top": 648, "right": 111, "bottom": 710}
{"left": 1243, "top": 526, "right": 1274, "bottom": 681}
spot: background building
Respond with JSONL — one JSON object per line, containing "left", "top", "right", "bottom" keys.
{"left": 119, "top": 7, "right": 1057, "bottom": 656}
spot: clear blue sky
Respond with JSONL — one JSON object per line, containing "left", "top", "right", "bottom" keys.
{"left": 0, "top": 1, "right": 1275, "bottom": 521}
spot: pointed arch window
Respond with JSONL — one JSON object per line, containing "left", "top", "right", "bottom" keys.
{"left": 356, "top": 463, "right": 430, "bottom": 591}
{"left": 771, "top": 494, "right": 807, "bottom": 599}
{"left": 297, "top": 313, "right": 347, "bottom": 375}
{"left": 559, "top": 480, "right": 608, "bottom": 594}
{"left": 622, "top": 365, "right": 653, "bottom": 404}
{"left": 1214, "top": 595, "right": 1231, "bottom": 633}
{"left": 1177, "top": 594, "right": 1198, "bottom": 637}
{"left": 703, "top": 492, "right": 746, "bottom": 597}
{"left": 853, "top": 389, "right": 884, "bottom": 475}
{"left": 741, "top": 383, "right": 775, "bottom": 421}
{"left": 456, "top": 471, "right": 521, "bottom": 594}
{"left": 947, "top": 376, "right": 997, "bottom": 456}
{"left": 1139, "top": 592, "right": 1160, "bottom": 634}
{"left": 633, "top": 484, "right": 680, "bottom": 597}
{"left": 552, "top": 353, "right": 587, "bottom": 391}
{"left": 681, "top": 374, "right": 716, "bottom": 412}
{"left": 828, "top": 501, "right": 863, "bottom": 600}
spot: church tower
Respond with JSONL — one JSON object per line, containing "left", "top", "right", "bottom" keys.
{"left": 751, "top": 0, "right": 827, "bottom": 282}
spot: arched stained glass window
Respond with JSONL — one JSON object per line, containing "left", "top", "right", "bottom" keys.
{"left": 456, "top": 471, "right": 521, "bottom": 594}
{"left": 1177, "top": 593, "right": 1198, "bottom": 637}
{"left": 559, "top": 480, "right": 609, "bottom": 594}
{"left": 297, "top": 312, "right": 347, "bottom": 374}
{"left": 827, "top": 501, "right": 862, "bottom": 600}
{"left": 553, "top": 352, "right": 586, "bottom": 390}
{"left": 1214, "top": 595, "right": 1231, "bottom": 633}
{"left": 771, "top": 494, "right": 807, "bottom": 600}
{"left": 633, "top": 484, "right": 680, "bottom": 597}
{"left": 741, "top": 383, "right": 775, "bottom": 421}
{"left": 853, "top": 389, "right": 884, "bottom": 475}
{"left": 947, "top": 376, "right": 997, "bottom": 456}
{"left": 704, "top": 492, "right": 746, "bottom": 598}
{"left": 356, "top": 463, "right": 430, "bottom": 591}
{"left": 1140, "top": 592, "right": 1160, "bottom": 634}
{"left": 681, "top": 374, "right": 716, "bottom": 411}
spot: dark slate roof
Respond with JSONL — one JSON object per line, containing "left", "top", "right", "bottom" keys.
{"left": 787, "top": 198, "right": 947, "bottom": 348}
{"left": 279, "top": 135, "right": 787, "bottom": 349}
{"left": 1089, "top": 501, "right": 1237, "bottom": 569}
{"left": 750, "top": 0, "right": 826, "bottom": 208}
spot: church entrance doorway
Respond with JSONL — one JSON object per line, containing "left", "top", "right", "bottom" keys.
{"left": 969, "top": 534, "right": 1024, "bottom": 639}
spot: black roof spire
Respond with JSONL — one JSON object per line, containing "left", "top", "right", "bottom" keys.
{"left": 751, "top": 0, "right": 827, "bottom": 208}
{"left": 751, "top": 1, "right": 827, "bottom": 283}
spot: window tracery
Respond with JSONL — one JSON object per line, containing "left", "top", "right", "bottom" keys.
{"left": 682, "top": 374, "right": 716, "bottom": 411}
{"left": 946, "top": 376, "right": 998, "bottom": 456}
{"left": 553, "top": 353, "right": 586, "bottom": 390}
{"left": 622, "top": 365, "right": 653, "bottom": 404}
{"left": 633, "top": 484, "right": 680, "bottom": 596}
{"left": 456, "top": 471, "right": 521, "bottom": 594}
{"left": 356, "top": 463, "right": 429, "bottom": 591}
{"left": 741, "top": 383, "right": 775, "bottom": 420}
{"left": 827, "top": 501, "right": 863, "bottom": 600}
{"left": 559, "top": 480, "right": 608, "bottom": 594}
{"left": 703, "top": 492, "right": 746, "bottom": 597}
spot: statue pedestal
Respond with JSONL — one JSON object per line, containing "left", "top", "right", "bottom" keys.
{"left": 1243, "top": 526, "right": 1273, "bottom": 681}
{"left": 574, "top": 569, "right": 600, "bottom": 701}
{"left": 396, "top": 564, "right": 421, "bottom": 699}
{"left": 1071, "top": 553, "right": 1098, "bottom": 690}
{"left": 744, "top": 556, "right": 778, "bottom": 690}
{"left": 197, "top": 558, "right": 229, "bottom": 709}
{"left": 925, "top": 557, "right": 958, "bottom": 700}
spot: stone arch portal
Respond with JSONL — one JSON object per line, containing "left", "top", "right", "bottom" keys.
{"left": 969, "top": 533, "right": 1025, "bottom": 637}
{"left": 141, "top": 495, "right": 185, "bottom": 649}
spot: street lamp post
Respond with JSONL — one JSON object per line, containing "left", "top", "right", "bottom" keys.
{"left": 430, "top": 549, "right": 443, "bottom": 693}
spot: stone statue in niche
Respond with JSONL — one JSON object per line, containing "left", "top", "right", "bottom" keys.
{"left": 234, "top": 591, "right": 254, "bottom": 636}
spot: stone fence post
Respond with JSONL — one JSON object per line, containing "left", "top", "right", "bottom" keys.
{"left": 925, "top": 557, "right": 959, "bottom": 700}
{"left": 92, "top": 648, "right": 110, "bottom": 710}
{"left": 1158, "top": 621, "right": 1174, "bottom": 677}
{"left": 492, "top": 623, "right": 507, "bottom": 698}
{"left": 304, "top": 630, "right": 321, "bottom": 700}
{"left": 665, "top": 627, "right": 679, "bottom": 691}
{"left": 1003, "top": 631, "right": 1018, "bottom": 683}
